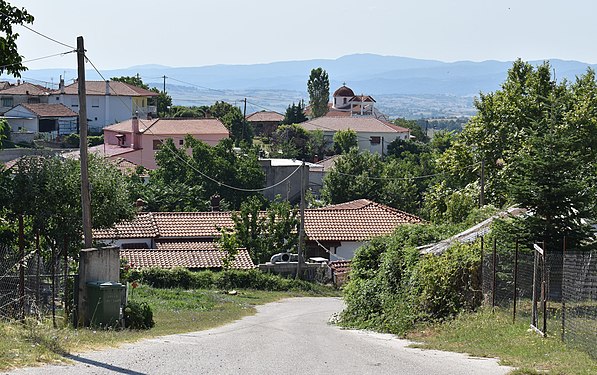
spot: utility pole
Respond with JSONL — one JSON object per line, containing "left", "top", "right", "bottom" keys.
{"left": 77, "top": 36, "right": 92, "bottom": 248}
{"left": 243, "top": 98, "right": 247, "bottom": 117}
{"left": 480, "top": 159, "right": 485, "bottom": 208}
{"left": 162, "top": 75, "right": 166, "bottom": 93}
{"left": 297, "top": 160, "right": 306, "bottom": 279}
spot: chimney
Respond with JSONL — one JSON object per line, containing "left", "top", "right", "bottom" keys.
{"left": 59, "top": 75, "right": 65, "bottom": 94}
{"left": 131, "top": 115, "right": 141, "bottom": 150}
{"left": 105, "top": 80, "right": 110, "bottom": 95}
{"left": 16, "top": 79, "right": 20, "bottom": 85}
{"left": 210, "top": 194, "right": 221, "bottom": 212}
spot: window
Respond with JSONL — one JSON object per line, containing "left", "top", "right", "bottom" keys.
{"left": 71, "top": 98, "right": 79, "bottom": 108}
{"left": 116, "top": 134, "right": 126, "bottom": 146}
{"left": 91, "top": 97, "right": 100, "bottom": 108}
{"left": 370, "top": 136, "right": 381, "bottom": 145}
{"left": 153, "top": 140, "right": 163, "bottom": 150}
{"left": 27, "top": 97, "right": 40, "bottom": 104}
{"left": 343, "top": 97, "right": 347, "bottom": 104}
{"left": 1, "top": 97, "right": 13, "bottom": 107}
{"left": 179, "top": 139, "right": 184, "bottom": 146}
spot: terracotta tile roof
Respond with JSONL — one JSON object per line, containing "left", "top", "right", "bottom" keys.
{"left": 245, "top": 111, "right": 284, "bottom": 122}
{"left": 0, "top": 82, "right": 49, "bottom": 95}
{"left": 300, "top": 117, "right": 410, "bottom": 134}
{"left": 94, "top": 212, "right": 159, "bottom": 239}
{"left": 121, "top": 247, "right": 255, "bottom": 270}
{"left": 304, "top": 199, "right": 422, "bottom": 241}
{"left": 61, "top": 144, "right": 136, "bottom": 160}
{"left": 329, "top": 260, "right": 351, "bottom": 274}
{"left": 103, "top": 118, "right": 229, "bottom": 136}
{"left": 56, "top": 81, "right": 159, "bottom": 97}
{"left": 93, "top": 199, "right": 421, "bottom": 243}
{"left": 315, "top": 154, "right": 340, "bottom": 170}
{"left": 155, "top": 240, "right": 222, "bottom": 251}
{"left": 16, "top": 103, "right": 78, "bottom": 117}
{"left": 333, "top": 85, "right": 355, "bottom": 97}
{"left": 151, "top": 212, "right": 235, "bottom": 238}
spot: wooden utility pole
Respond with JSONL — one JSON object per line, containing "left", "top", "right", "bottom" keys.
{"left": 163, "top": 75, "right": 166, "bottom": 93}
{"left": 77, "top": 36, "right": 92, "bottom": 248}
{"left": 297, "top": 161, "right": 306, "bottom": 279}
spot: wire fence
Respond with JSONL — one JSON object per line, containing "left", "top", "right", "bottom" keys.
{"left": 0, "top": 245, "right": 75, "bottom": 326}
{"left": 481, "top": 237, "right": 596, "bottom": 359}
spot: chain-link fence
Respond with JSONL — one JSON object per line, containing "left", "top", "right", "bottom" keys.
{"left": 481, "top": 237, "right": 596, "bottom": 359}
{"left": 0, "top": 245, "right": 75, "bottom": 325}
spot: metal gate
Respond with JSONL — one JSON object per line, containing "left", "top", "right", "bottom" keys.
{"left": 531, "top": 242, "right": 548, "bottom": 336}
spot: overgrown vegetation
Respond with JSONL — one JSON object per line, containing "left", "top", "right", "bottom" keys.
{"left": 125, "top": 268, "right": 337, "bottom": 295}
{"left": 339, "top": 213, "right": 489, "bottom": 335}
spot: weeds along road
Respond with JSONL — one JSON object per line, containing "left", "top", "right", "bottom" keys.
{"left": 7, "top": 297, "right": 512, "bottom": 375}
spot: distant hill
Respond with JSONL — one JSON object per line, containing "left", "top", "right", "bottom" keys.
{"left": 4, "top": 54, "right": 596, "bottom": 119}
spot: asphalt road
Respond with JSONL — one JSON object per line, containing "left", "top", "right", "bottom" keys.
{"left": 7, "top": 297, "right": 512, "bottom": 375}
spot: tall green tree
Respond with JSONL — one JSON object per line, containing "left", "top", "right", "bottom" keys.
{"left": 0, "top": 1, "right": 34, "bottom": 77}
{"left": 282, "top": 101, "right": 307, "bottom": 125}
{"left": 307, "top": 68, "right": 330, "bottom": 118}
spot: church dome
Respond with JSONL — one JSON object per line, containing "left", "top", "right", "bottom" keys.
{"left": 333, "top": 85, "right": 355, "bottom": 97}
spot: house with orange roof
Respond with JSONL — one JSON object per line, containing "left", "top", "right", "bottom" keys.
{"left": 245, "top": 110, "right": 284, "bottom": 136}
{"left": 93, "top": 199, "right": 422, "bottom": 266}
{"left": 0, "top": 81, "right": 50, "bottom": 114}
{"left": 48, "top": 78, "right": 158, "bottom": 131}
{"left": 300, "top": 116, "right": 410, "bottom": 155}
{"left": 3, "top": 103, "right": 78, "bottom": 141}
{"left": 100, "top": 116, "right": 229, "bottom": 169}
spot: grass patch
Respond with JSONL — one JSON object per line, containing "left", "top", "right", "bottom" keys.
{"left": 0, "top": 285, "right": 335, "bottom": 371}
{"left": 407, "top": 306, "right": 597, "bottom": 375}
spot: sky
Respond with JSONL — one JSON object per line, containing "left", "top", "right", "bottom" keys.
{"left": 8, "top": 0, "right": 597, "bottom": 71}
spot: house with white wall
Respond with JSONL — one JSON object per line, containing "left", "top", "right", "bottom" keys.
{"left": 48, "top": 79, "right": 158, "bottom": 132}
{"left": 300, "top": 116, "right": 410, "bottom": 155}
{"left": 4, "top": 103, "right": 78, "bottom": 140}
{"left": 0, "top": 82, "right": 50, "bottom": 115}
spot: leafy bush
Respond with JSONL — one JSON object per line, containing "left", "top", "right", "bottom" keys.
{"left": 136, "top": 267, "right": 323, "bottom": 292}
{"left": 124, "top": 300, "right": 154, "bottom": 329}
{"left": 61, "top": 134, "right": 104, "bottom": 148}
{"left": 341, "top": 221, "right": 484, "bottom": 335}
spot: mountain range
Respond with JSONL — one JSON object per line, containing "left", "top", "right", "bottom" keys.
{"left": 5, "top": 54, "right": 597, "bottom": 119}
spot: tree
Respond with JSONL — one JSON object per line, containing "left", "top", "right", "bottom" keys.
{"left": 282, "top": 101, "right": 307, "bottom": 125}
{"left": 321, "top": 148, "right": 384, "bottom": 204}
{"left": 0, "top": 1, "right": 34, "bottom": 77}
{"left": 218, "top": 196, "right": 299, "bottom": 264}
{"left": 307, "top": 68, "right": 330, "bottom": 118}
{"left": 394, "top": 118, "right": 429, "bottom": 143}
{"left": 111, "top": 76, "right": 173, "bottom": 118}
{"left": 111, "top": 75, "right": 149, "bottom": 89}
{"left": 333, "top": 129, "right": 358, "bottom": 154}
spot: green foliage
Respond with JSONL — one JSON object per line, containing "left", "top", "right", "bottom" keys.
{"left": 307, "top": 67, "right": 330, "bottom": 118}
{"left": 271, "top": 124, "right": 326, "bottom": 161}
{"left": 393, "top": 118, "right": 429, "bottom": 142}
{"left": 282, "top": 101, "right": 307, "bottom": 125}
{"left": 123, "top": 300, "right": 155, "bottom": 330}
{"left": 423, "top": 181, "right": 480, "bottom": 224}
{"left": 333, "top": 129, "right": 358, "bottom": 154}
{"left": 341, "top": 217, "right": 488, "bottom": 335}
{"left": 137, "top": 137, "right": 264, "bottom": 210}
{"left": 0, "top": 1, "right": 34, "bottom": 77}
{"left": 61, "top": 134, "right": 103, "bottom": 148}
{"left": 136, "top": 268, "right": 322, "bottom": 292}
{"left": 219, "top": 196, "right": 299, "bottom": 264}
{"left": 111, "top": 75, "right": 149, "bottom": 89}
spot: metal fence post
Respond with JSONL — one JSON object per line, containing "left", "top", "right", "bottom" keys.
{"left": 492, "top": 237, "right": 497, "bottom": 308}
{"left": 561, "top": 236, "right": 566, "bottom": 342}
{"left": 513, "top": 239, "right": 519, "bottom": 323}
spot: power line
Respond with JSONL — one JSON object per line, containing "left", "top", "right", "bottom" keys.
{"left": 0, "top": 9, "right": 76, "bottom": 50}
{"left": 0, "top": 50, "right": 75, "bottom": 71}
{"left": 334, "top": 161, "right": 481, "bottom": 182}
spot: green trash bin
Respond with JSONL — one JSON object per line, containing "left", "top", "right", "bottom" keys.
{"left": 86, "top": 281, "right": 124, "bottom": 328}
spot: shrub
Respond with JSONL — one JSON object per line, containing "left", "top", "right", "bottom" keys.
{"left": 124, "top": 300, "right": 154, "bottom": 329}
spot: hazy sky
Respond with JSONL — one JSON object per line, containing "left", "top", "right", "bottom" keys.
{"left": 9, "top": 0, "right": 597, "bottom": 70}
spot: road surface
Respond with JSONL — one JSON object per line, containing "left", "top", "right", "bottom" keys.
{"left": 7, "top": 297, "right": 512, "bottom": 375}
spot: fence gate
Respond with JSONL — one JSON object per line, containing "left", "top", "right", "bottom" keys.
{"left": 531, "top": 242, "right": 548, "bottom": 336}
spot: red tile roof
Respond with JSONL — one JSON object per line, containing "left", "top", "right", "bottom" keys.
{"left": 94, "top": 212, "right": 159, "bottom": 239}
{"left": 17, "top": 103, "right": 78, "bottom": 117}
{"left": 333, "top": 86, "right": 355, "bottom": 97}
{"left": 300, "top": 117, "right": 409, "bottom": 134}
{"left": 155, "top": 241, "right": 221, "bottom": 250}
{"left": 93, "top": 199, "right": 421, "bottom": 243}
{"left": 304, "top": 199, "right": 421, "bottom": 241}
{"left": 56, "top": 81, "right": 159, "bottom": 97}
{"left": 0, "top": 82, "right": 49, "bottom": 95}
{"left": 329, "top": 260, "right": 351, "bottom": 274}
{"left": 103, "top": 118, "right": 229, "bottom": 136}
{"left": 121, "top": 247, "right": 255, "bottom": 270}
{"left": 245, "top": 111, "right": 284, "bottom": 122}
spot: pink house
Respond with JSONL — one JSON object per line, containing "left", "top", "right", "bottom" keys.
{"left": 102, "top": 117, "right": 229, "bottom": 169}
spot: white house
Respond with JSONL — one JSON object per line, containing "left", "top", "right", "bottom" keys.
{"left": 4, "top": 103, "right": 78, "bottom": 139}
{"left": 49, "top": 79, "right": 158, "bottom": 132}
{"left": 300, "top": 116, "right": 410, "bottom": 155}
{"left": 0, "top": 82, "right": 50, "bottom": 115}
